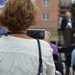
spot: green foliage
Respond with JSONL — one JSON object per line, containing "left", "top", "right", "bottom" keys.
{"left": 71, "top": 3, "right": 75, "bottom": 18}
{"left": 58, "top": 31, "right": 63, "bottom": 36}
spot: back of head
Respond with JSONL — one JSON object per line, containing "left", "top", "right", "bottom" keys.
{"left": 0, "top": 0, "right": 39, "bottom": 32}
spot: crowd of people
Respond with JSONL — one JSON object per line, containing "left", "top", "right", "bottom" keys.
{"left": 60, "top": 11, "right": 75, "bottom": 75}
{"left": 0, "top": 0, "right": 75, "bottom": 75}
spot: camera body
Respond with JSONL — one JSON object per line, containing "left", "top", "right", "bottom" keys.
{"left": 27, "top": 29, "right": 46, "bottom": 39}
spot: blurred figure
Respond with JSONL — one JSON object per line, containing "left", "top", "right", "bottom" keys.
{"left": 44, "top": 31, "right": 58, "bottom": 54}
{"left": 71, "top": 49, "right": 75, "bottom": 68}
{"left": 71, "top": 34, "right": 75, "bottom": 68}
{"left": 0, "top": 27, "right": 6, "bottom": 37}
{"left": 65, "top": 33, "right": 75, "bottom": 75}
{"left": 61, "top": 11, "right": 75, "bottom": 30}
{"left": 58, "top": 17, "right": 62, "bottom": 29}
{"left": 44, "top": 31, "right": 62, "bottom": 75}
{"left": 0, "top": 0, "right": 55, "bottom": 75}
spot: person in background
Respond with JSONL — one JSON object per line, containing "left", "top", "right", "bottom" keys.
{"left": 71, "top": 34, "right": 75, "bottom": 68}
{"left": 65, "top": 33, "right": 75, "bottom": 75}
{"left": 65, "top": 33, "right": 75, "bottom": 56}
{"left": 44, "top": 31, "right": 58, "bottom": 54}
{"left": 44, "top": 31, "right": 63, "bottom": 75}
{"left": 71, "top": 49, "right": 75, "bottom": 68}
{"left": 61, "top": 11, "right": 75, "bottom": 41}
{"left": 0, "top": 27, "right": 6, "bottom": 36}
{"left": 0, "top": 27, "right": 6, "bottom": 37}
{"left": 61, "top": 11, "right": 75, "bottom": 30}
{"left": 0, "top": 0, "right": 55, "bottom": 75}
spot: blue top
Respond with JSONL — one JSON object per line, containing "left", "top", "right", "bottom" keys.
{"left": 71, "top": 49, "right": 75, "bottom": 68}
{"left": 0, "top": 28, "right": 6, "bottom": 35}
{"left": 0, "top": 0, "right": 6, "bottom": 6}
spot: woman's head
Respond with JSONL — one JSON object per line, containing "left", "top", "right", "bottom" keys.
{"left": 0, "top": 0, "right": 39, "bottom": 32}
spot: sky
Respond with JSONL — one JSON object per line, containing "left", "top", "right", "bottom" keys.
{"left": 72, "top": 0, "right": 75, "bottom": 3}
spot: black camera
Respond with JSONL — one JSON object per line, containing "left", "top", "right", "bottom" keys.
{"left": 27, "top": 29, "right": 46, "bottom": 39}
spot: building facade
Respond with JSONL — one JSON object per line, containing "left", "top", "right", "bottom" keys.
{"left": 30, "top": 0, "right": 58, "bottom": 36}
{"left": 59, "top": 0, "right": 72, "bottom": 17}
{"left": 58, "top": 0, "right": 72, "bottom": 28}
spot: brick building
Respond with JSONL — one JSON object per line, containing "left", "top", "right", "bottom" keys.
{"left": 30, "top": 0, "right": 59, "bottom": 36}
{"left": 58, "top": 0, "right": 72, "bottom": 28}
{"left": 59, "top": 0, "right": 72, "bottom": 17}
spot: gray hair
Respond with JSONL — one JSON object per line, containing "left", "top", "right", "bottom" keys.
{"left": 45, "top": 31, "right": 51, "bottom": 38}
{"left": 65, "top": 11, "right": 71, "bottom": 16}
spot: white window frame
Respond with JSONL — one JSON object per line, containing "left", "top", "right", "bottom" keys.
{"left": 42, "top": 0, "right": 50, "bottom": 7}
{"left": 42, "top": 13, "right": 50, "bottom": 21}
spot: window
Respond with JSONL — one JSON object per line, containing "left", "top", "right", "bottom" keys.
{"left": 42, "top": 0, "right": 50, "bottom": 6}
{"left": 60, "top": 12, "right": 65, "bottom": 14}
{"left": 60, "top": 6, "right": 65, "bottom": 9}
{"left": 42, "top": 14, "right": 50, "bottom": 20}
{"left": 66, "top": 7, "right": 70, "bottom": 9}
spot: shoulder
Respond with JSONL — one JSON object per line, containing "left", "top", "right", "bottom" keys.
{"left": 0, "top": 28, "right": 6, "bottom": 35}
{"left": 62, "top": 18, "right": 66, "bottom": 21}
{"left": 39, "top": 40, "right": 50, "bottom": 47}
{"left": 39, "top": 40, "right": 52, "bottom": 49}
{"left": 61, "top": 18, "right": 66, "bottom": 23}
{"left": 72, "top": 17, "right": 75, "bottom": 21}
{"left": 72, "top": 49, "right": 75, "bottom": 53}
{"left": 72, "top": 17, "right": 75, "bottom": 19}
{"left": 39, "top": 40, "right": 53, "bottom": 55}
{"left": 50, "top": 43, "right": 57, "bottom": 47}
{"left": 72, "top": 49, "right": 75, "bottom": 59}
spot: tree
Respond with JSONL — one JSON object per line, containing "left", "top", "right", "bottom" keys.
{"left": 71, "top": 3, "right": 75, "bottom": 18}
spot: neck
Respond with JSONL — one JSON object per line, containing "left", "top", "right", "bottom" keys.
{"left": 11, "top": 34, "right": 32, "bottom": 39}
{"left": 6, "top": 31, "right": 33, "bottom": 39}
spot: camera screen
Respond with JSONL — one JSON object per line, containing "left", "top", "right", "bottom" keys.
{"left": 27, "top": 29, "right": 45, "bottom": 39}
